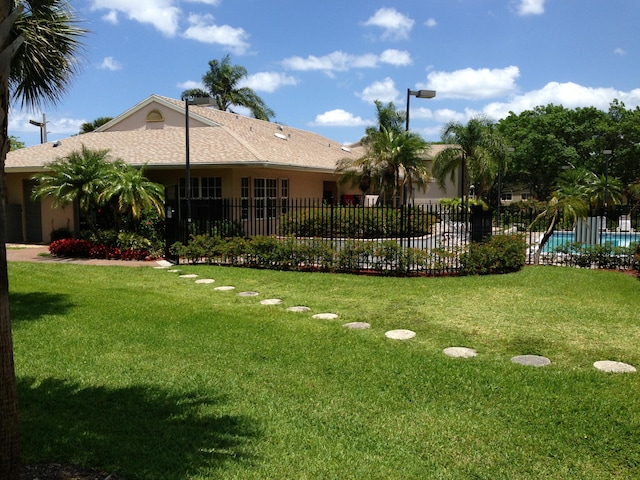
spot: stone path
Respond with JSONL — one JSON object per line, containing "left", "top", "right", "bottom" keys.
{"left": 158, "top": 265, "right": 637, "bottom": 374}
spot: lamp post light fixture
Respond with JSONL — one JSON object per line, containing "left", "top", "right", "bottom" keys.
{"left": 184, "top": 96, "right": 216, "bottom": 238}
{"left": 29, "top": 113, "right": 47, "bottom": 144}
{"left": 405, "top": 89, "right": 436, "bottom": 132}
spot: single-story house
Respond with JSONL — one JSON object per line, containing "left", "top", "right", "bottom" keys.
{"left": 5, "top": 94, "right": 455, "bottom": 243}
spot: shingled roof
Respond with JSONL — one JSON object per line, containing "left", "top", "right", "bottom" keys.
{"left": 6, "top": 94, "right": 365, "bottom": 173}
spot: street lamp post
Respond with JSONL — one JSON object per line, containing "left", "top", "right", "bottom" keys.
{"left": 29, "top": 113, "right": 47, "bottom": 144}
{"left": 184, "top": 96, "right": 216, "bottom": 240}
{"left": 405, "top": 89, "right": 436, "bottom": 132}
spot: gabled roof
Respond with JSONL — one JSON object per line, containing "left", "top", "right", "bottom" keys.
{"left": 6, "top": 94, "right": 365, "bottom": 173}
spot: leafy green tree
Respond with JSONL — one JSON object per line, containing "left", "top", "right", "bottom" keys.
{"left": 79, "top": 116, "right": 112, "bottom": 133}
{"left": 496, "top": 103, "right": 639, "bottom": 199}
{"left": 0, "top": 1, "right": 86, "bottom": 477}
{"left": 9, "top": 135, "right": 23, "bottom": 150}
{"left": 183, "top": 54, "right": 275, "bottom": 121}
{"left": 432, "top": 116, "right": 506, "bottom": 202}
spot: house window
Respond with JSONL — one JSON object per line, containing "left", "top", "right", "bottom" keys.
{"left": 179, "top": 177, "right": 222, "bottom": 199}
{"left": 501, "top": 192, "right": 513, "bottom": 202}
{"left": 241, "top": 177, "right": 250, "bottom": 219}
{"left": 201, "top": 177, "right": 222, "bottom": 199}
{"left": 254, "top": 178, "right": 277, "bottom": 219}
{"left": 521, "top": 192, "right": 531, "bottom": 201}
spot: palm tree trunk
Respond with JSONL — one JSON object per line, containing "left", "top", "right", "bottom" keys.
{"left": 0, "top": 2, "right": 21, "bottom": 477}
{"left": 534, "top": 215, "right": 557, "bottom": 265}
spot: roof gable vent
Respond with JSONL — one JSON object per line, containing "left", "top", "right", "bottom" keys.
{"left": 146, "top": 109, "right": 164, "bottom": 123}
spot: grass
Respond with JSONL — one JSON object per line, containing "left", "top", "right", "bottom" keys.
{"left": 8, "top": 263, "right": 640, "bottom": 479}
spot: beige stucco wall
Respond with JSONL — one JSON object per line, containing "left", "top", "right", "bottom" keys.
{"left": 106, "top": 104, "right": 209, "bottom": 131}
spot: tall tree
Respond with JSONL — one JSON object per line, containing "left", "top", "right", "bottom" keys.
{"left": 182, "top": 54, "right": 275, "bottom": 121}
{"left": 432, "top": 116, "right": 506, "bottom": 202}
{"left": 337, "top": 101, "right": 430, "bottom": 206}
{"left": 0, "top": 2, "right": 86, "bottom": 477}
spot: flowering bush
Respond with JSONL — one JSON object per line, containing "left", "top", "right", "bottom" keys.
{"left": 49, "top": 239, "right": 93, "bottom": 258}
{"left": 50, "top": 238, "right": 150, "bottom": 261}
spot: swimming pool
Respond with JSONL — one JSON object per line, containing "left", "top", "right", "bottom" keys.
{"left": 543, "top": 231, "right": 640, "bottom": 253}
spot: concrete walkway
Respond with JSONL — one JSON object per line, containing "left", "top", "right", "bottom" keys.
{"left": 6, "top": 244, "right": 160, "bottom": 267}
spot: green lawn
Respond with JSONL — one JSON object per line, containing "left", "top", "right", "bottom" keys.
{"left": 9, "top": 263, "right": 640, "bottom": 479}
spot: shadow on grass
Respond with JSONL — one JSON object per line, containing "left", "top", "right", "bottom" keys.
{"left": 18, "top": 377, "right": 258, "bottom": 479}
{"left": 9, "top": 292, "right": 74, "bottom": 323}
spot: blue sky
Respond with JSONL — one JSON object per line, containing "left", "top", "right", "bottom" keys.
{"left": 9, "top": 0, "right": 640, "bottom": 147}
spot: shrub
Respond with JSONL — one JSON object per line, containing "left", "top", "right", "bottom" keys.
{"left": 460, "top": 235, "right": 527, "bottom": 275}
{"left": 49, "top": 239, "right": 93, "bottom": 258}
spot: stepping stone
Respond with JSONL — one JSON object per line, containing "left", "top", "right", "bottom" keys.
{"left": 593, "top": 360, "right": 637, "bottom": 373}
{"left": 237, "top": 291, "right": 259, "bottom": 297}
{"left": 154, "top": 266, "right": 168, "bottom": 269}
{"left": 511, "top": 355, "right": 551, "bottom": 367}
{"left": 443, "top": 347, "right": 477, "bottom": 358}
{"left": 312, "top": 313, "right": 339, "bottom": 320}
{"left": 195, "top": 279, "right": 215, "bottom": 284}
{"left": 260, "top": 298, "right": 282, "bottom": 305}
{"left": 167, "top": 269, "right": 181, "bottom": 273}
{"left": 179, "top": 274, "right": 198, "bottom": 278}
{"left": 156, "top": 260, "right": 173, "bottom": 267}
{"left": 343, "top": 322, "right": 370, "bottom": 330}
{"left": 385, "top": 329, "right": 416, "bottom": 340}
{"left": 214, "top": 286, "right": 235, "bottom": 291}
{"left": 287, "top": 306, "right": 311, "bottom": 313}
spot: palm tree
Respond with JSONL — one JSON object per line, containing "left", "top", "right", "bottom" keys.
{"left": 530, "top": 170, "right": 590, "bottom": 264}
{"left": 99, "top": 161, "right": 164, "bottom": 229}
{"left": 432, "top": 116, "right": 507, "bottom": 203}
{"left": 31, "top": 145, "right": 111, "bottom": 230}
{"left": 337, "top": 101, "right": 430, "bottom": 206}
{"left": 79, "top": 116, "right": 112, "bottom": 133}
{"left": 1, "top": 1, "right": 86, "bottom": 477}
{"left": 183, "top": 54, "right": 275, "bottom": 121}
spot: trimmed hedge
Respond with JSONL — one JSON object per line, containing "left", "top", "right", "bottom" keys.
{"left": 171, "top": 234, "right": 466, "bottom": 276}
{"left": 460, "top": 235, "right": 527, "bottom": 276}
{"left": 279, "top": 206, "right": 436, "bottom": 238}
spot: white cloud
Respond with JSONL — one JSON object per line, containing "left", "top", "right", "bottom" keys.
{"left": 614, "top": 47, "right": 626, "bottom": 56}
{"left": 421, "top": 66, "right": 521, "bottom": 100}
{"left": 90, "top": 0, "right": 180, "bottom": 36}
{"left": 185, "top": 0, "right": 221, "bottom": 4}
{"left": 177, "top": 80, "right": 205, "bottom": 90}
{"left": 425, "top": 18, "right": 437, "bottom": 28}
{"left": 102, "top": 10, "right": 118, "bottom": 24}
{"left": 98, "top": 56, "right": 122, "bottom": 71}
{"left": 363, "top": 7, "right": 414, "bottom": 41}
{"left": 9, "top": 110, "right": 85, "bottom": 136}
{"left": 482, "top": 82, "right": 640, "bottom": 120}
{"left": 183, "top": 13, "right": 250, "bottom": 54}
{"left": 282, "top": 50, "right": 410, "bottom": 76}
{"left": 379, "top": 49, "right": 412, "bottom": 66}
{"left": 513, "top": 0, "right": 546, "bottom": 16}
{"left": 313, "top": 109, "right": 370, "bottom": 127}
{"left": 241, "top": 72, "right": 299, "bottom": 93}
{"left": 360, "top": 77, "right": 399, "bottom": 104}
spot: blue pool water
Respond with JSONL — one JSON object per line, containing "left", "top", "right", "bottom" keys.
{"left": 543, "top": 231, "right": 640, "bottom": 253}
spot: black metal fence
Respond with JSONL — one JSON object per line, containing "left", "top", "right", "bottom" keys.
{"left": 165, "top": 197, "right": 640, "bottom": 274}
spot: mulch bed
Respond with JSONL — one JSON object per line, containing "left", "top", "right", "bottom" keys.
{"left": 20, "top": 463, "right": 124, "bottom": 480}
